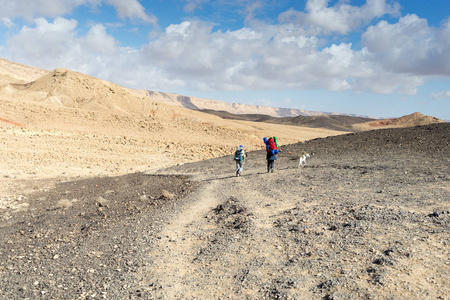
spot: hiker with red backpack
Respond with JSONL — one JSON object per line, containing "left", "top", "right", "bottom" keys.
{"left": 264, "top": 137, "right": 279, "bottom": 173}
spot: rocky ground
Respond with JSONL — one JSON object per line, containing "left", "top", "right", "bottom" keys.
{"left": 1, "top": 123, "right": 449, "bottom": 299}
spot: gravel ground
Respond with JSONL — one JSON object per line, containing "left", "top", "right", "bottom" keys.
{"left": 0, "top": 174, "right": 199, "bottom": 299}
{"left": 1, "top": 123, "right": 449, "bottom": 299}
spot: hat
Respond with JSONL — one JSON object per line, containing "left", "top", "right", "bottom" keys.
{"left": 239, "top": 145, "right": 244, "bottom": 149}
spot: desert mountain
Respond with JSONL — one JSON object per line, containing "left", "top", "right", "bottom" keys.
{"left": 0, "top": 59, "right": 444, "bottom": 181}
{"left": 198, "top": 109, "right": 377, "bottom": 132}
{"left": 1, "top": 58, "right": 443, "bottom": 127}
{"left": 0, "top": 64, "right": 343, "bottom": 181}
{"left": 199, "top": 109, "right": 444, "bottom": 132}
{"left": 15, "top": 68, "right": 162, "bottom": 116}
{"left": 255, "top": 114, "right": 376, "bottom": 131}
{"left": 132, "top": 89, "right": 367, "bottom": 118}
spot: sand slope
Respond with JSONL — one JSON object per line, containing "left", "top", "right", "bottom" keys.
{"left": 0, "top": 60, "right": 443, "bottom": 186}
{"left": 0, "top": 65, "right": 344, "bottom": 189}
{"left": 0, "top": 58, "right": 49, "bottom": 85}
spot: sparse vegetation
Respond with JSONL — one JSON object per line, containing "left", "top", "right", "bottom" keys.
{"left": 56, "top": 199, "right": 73, "bottom": 209}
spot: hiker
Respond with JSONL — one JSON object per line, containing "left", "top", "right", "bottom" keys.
{"left": 264, "top": 137, "right": 278, "bottom": 173}
{"left": 234, "top": 145, "right": 247, "bottom": 176}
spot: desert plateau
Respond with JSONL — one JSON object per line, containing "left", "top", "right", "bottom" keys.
{"left": 0, "top": 59, "right": 448, "bottom": 299}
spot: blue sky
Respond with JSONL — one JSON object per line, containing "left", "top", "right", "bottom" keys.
{"left": 1, "top": 0, "right": 449, "bottom": 119}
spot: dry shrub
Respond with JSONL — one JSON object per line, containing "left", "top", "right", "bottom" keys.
{"left": 56, "top": 199, "right": 73, "bottom": 209}
{"left": 97, "top": 196, "right": 109, "bottom": 207}
{"left": 161, "top": 190, "right": 174, "bottom": 199}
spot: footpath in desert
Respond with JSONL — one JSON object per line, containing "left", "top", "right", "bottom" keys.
{"left": 0, "top": 59, "right": 449, "bottom": 299}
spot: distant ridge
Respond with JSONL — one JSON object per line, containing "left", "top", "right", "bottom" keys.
{"left": 0, "top": 58, "right": 443, "bottom": 128}
{"left": 197, "top": 110, "right": 444, "bottom": 132}
{"left": 197, "top": 109, "right": 376, "bottom": 132}
{"left": 0, "top": 66, "right": 346, "bottom": 168}
{"left": 386, "top": 112, "right": 444, "bottom": 127}
{"left": 131, "top": 90, "right": 371, "bottom": 118}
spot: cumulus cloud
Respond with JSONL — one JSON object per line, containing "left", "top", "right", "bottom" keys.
{"left": 138, "top": 12, "right": 449, "bottom": 94}
{"left": 4, "top": 16, "right": 169, "bottom": 89}
{"left": 7, "top": 17, "right": 79, "bottom": 62}
{"left": 105, "top": 0, "right": 157, "bottom": 24}
{"left": 140, "top": 20, "right": 363, "bottom": 91}
{"left": 3, "top": 1, "right": 449, "bottom": 97}
{"left": 430, "top": 91, "right": 450, "bottom": 100}
{"left": 278, "top": 0, "right": 400, "bottom": 35}
{"left": 182, "top": 0, "right": 210, "bottom": 13}
{"left": 362, "top": 14, "right": 450, "bottom": 76}
{"left": 0, "top": 0, "right": 155, "bottom": 24}
{"left": 81, "top": 24, "right": 118, "bottom": 54}
{"left": 1, "top": 17, "right": 14, "bottom": 28}
{"left": 0, "top": 0, "right": 93, "bottom": 21}
{"left": 6, "top": 17, "right": 121, "bottom": 75}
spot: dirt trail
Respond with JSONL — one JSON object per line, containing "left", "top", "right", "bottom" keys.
{"left": 139, "top": 175, "right": 205, "bottom": 297}
{"left": 140, "top": 166, "right": 320, "bottom": 299}
{"left": 143, "top": 177, "right": 225, "bottom": 298}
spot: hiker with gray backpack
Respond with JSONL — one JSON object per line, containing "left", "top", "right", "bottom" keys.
{"left": 234, "top": 145, "right": 247, "bottom": 177}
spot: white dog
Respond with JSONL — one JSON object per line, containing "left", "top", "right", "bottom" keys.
{"left": 298, "top": 152, "right": 311, "bottom": 167}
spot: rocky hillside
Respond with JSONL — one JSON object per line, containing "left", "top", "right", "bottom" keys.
{"left": 199, "top": 109, "right": 377, "bottom": 131}
{"left": 198, "top": 109, "right": 445, "bottom": 132}
{"left": 353, "top": 112, "right": 444, "bottom": 131}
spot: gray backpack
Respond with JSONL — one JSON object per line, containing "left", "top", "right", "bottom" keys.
{"left": 234, "top": 149, "right": 243, "bottom": 161}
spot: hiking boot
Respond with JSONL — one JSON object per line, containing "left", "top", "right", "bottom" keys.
{"left": 270, "top": 169, "right": 274, "bottom": 173}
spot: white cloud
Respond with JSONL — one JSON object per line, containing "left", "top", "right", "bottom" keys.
{"left": 7, "top": 17, "right": 79, "bottom": 62}
{"left": 0, "top": 0, "right": 92, "bottom": 21}
{"left": 6, "top": 17, "right": 122, "bottom": 75}
{"left": 141, "top": 21, "right": 271, "bottom": 90}
{"left": 352, "top": 70, "right": 425, "bottom": 95}
{"left": 182, "top": 0, "right": 210, "bottom": 13}
{"left": 105, "top": 0, "right": 157, "bottom": 24}
{"left": 278, "top": 0, "right": 400, "bottom": 35}
{"left": 430, "top": 91, "right": 450, "bottom": 100}
{"left": 81, "top": 24, "right": 118, "bottom": 54}
{"left": 0, "top": 0, "right": 155, "bottom": 24}
{"left": 139, "top": 14, "right": 448, "bottom": 95}
{"left": 1, "top": 17, "right": 14, "bottom": 28}
{"left": 439, "top": 18, "right": 450, "bottom": 44}
{"left": 4, "top": 16, "right": 170, "bottom": 89}
{"left": 3, "top": 3, "right": 449, "bottom": 98}
{"left": 140, "top": 20, "right": 360, "bottom": 92}
{"left": 362, "top": 14, "right": 450, "bottom": 76}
